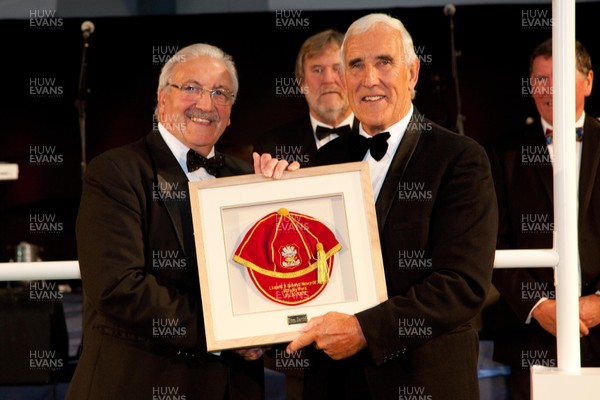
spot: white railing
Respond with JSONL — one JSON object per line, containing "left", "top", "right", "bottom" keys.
{"left": 0, "top": 260, "right": 80, "bottom": 281}
{"left": 551, "top": 0, "right": 581, "bottom": 375}
{"left": 0, "top": 249, "right": 558, "bottom": 283}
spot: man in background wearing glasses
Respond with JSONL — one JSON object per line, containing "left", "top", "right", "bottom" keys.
{"left": 67, "top": 43, "right": 298, "bottom": 400}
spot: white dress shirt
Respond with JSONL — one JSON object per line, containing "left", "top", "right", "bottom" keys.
{"left": 527, "top": 113, "right": 585, "bottom": 322}
{"left": 359, "top": 104, "right": 414, "bottom": 200}
{"left": 158, "top": 122, "right": 216, "bottom": 181}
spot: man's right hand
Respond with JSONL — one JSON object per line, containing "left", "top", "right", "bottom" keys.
{"left": 252, "top": 152, "right": 300, "bottom": 179}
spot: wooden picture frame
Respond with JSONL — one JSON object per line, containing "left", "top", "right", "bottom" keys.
{"left": 189, "top": 162, "right": 387, "bottom": 351}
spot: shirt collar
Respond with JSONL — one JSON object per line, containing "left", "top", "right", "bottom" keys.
{"left": 310, "top": 113, "right": 355, "bottom": 133}
{"left": 541, "top": 111, "right": 586, "bottom": 133}
{"left": 358, "top": 104, "right": 414, "bottom": 159}
{"left": 157, "top": 122, "right": 215, "bottom": 174}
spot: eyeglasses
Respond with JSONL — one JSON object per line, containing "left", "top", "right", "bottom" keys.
{"left": 167, "top": 82, "right": 235, "bottom": 105}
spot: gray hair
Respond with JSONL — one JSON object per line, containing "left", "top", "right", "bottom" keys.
{"left": 156, "top": 43, "right": 239, "bottom": 104}
{"left": 341, "top": 13, "right": 418, "bottom": 71}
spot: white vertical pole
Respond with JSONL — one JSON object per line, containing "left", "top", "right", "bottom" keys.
{"left": 552, "top": 0, "right": 581, "bottom": 372}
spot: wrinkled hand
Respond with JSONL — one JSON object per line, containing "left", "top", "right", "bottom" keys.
{"left": 532, "top": 299, "right": 589, "bottom": 337}
{"left": 252, "top": 152, "right": 300, "bottom": 179}
{"left": 579, "top": 294, "right": 600, "bottom": 330}
{"left": 233, "top": 347, "right": 268, "bottom": 361}
{"left": 532, "top": 299, "right": 558, "bottom": 336}
{"left": 286, "top": 312, "right": 367, "bottom": 360}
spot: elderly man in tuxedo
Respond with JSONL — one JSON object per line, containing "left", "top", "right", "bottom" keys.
{"left": 286, "top": 13, "right": 498, "bottom": 400}
{"left": 67, "top": 43, "right": 298, "bottom": 400}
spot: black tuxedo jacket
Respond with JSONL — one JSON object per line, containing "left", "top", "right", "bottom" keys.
{"left": 253, "top": 114, "right": 359, "bottom": 167}
{"left": 303, "top": 109, "right": 498, "bottom": 400}
{"left": 488, "top": 115, "right": 600, "bottom": 368}
{"left": 67, "top": 131, "right": 263, "bottom": 400}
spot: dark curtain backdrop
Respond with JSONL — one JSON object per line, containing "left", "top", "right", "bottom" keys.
{"left": 1, "top": 3, "right": 599, "bottom": 262}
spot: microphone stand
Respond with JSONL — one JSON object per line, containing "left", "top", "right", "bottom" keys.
{"left": 75, "top": 31, "right": 91, "bottom": 179}
{"left": 448, "top": 10, "right": 465, "bottom": 135}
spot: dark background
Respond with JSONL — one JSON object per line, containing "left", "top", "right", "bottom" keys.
{"left": 1, "top": 3, "right": 599, "bottom": 262}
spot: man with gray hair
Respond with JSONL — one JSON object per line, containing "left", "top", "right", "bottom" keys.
{"left": 67, "top": 43, "right": 298, "bottom": 400}
{"left": 287, "top": 14, "right": 497, "bottom": 399}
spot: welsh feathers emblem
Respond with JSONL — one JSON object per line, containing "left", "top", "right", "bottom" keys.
{"left": 233, "top": 208, "right": 341, "bottom": 305}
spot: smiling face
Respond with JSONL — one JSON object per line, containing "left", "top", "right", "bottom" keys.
{"left": 531, "top": 55, "right": 594, "bottom": 125}
{"left": 301, "top": 44, "right": 350, "bottom": 126}
{"left": 157, "top": 56, "right": 233, "bottom": 156}
{"left": 342, "top": 23, "right": 419, "bottom": 135}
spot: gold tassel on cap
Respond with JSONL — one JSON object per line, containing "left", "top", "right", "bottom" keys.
{"left": 316, "top": 242, "right": 329, "bottom": 284}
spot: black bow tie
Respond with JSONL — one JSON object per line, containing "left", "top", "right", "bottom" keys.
{"left": 358, "top": 132, "right": 390, "bottom": 161}
{"left": 315, "top": 124, "right": 353, "bottom": 141}
{"left": 186, "top": 149, "right": 225, "bottom": 176}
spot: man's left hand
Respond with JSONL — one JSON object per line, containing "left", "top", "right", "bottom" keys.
{"left": 286, "top": 312, "right": 367, "bottom": 360}
{"left": 579, "top": 294, "right": 600, "bottom": 329}
{"left": 252, "top": 152, "right": 300, "bottom": 179}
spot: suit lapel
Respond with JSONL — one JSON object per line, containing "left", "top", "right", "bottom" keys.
{"left": 301, "top": 116, "right": 319, "bottom": 157}
{"left": 526, "top": 122, "right": 553, "bottom": 204}
{"left": 579, "top": 116, "right": 600, "bottom": 222}
{"left": 374, "top": 112, "right": 422, "bottom": 232}
{"left": 145, "top": 131, "right": 194, "bottom": 260}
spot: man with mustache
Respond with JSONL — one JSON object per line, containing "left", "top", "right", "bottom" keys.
{"left": 67, "top": 43, "right": 298, "bottom": 400}
{"left": 286, "top": 13, "right": 497, "bottom": 400}
{"left": 254, "top": 29, "right": 358, "bottom": 167}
